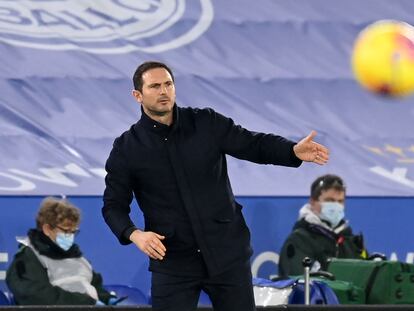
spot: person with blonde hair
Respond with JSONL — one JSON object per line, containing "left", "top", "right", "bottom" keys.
{"left": 6, "top": 197, "right": 115, "bottom": 305}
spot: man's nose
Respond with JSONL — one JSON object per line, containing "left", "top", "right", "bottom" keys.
{"left": 160, "top": 84, "right": 167, "bottom": 94}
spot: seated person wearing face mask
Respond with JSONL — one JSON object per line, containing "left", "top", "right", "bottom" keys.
{"left": 278, "top": 174, "right": 367, "bottom": 277}
{"left": 6, "top": 197, "right": 116, "bottom": 305}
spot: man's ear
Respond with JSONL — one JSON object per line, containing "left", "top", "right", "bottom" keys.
{"left": 132, "top": 89, "right": 143, "bottom": 103}
{"left": 309, "top": 198, "right": 320, "bottom": 214}
{"left": 42, "top": 223, "right": 53, "bottom": 237}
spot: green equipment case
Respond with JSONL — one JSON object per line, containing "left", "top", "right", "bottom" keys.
{"left": 315, "top": 278, "right": 365, "bottom": 304}
{"left": 327, "top": 258, "right": 414, "bottom": 304}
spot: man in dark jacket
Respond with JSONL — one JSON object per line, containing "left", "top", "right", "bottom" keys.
{"left": 102, "top": 61, "right": 330, "bottom": 311}
{"left": 278, "top": 174, "right": 367, "bottom": 277}
{"left": 6, "top": 197, "right": 114, "bottom": 305}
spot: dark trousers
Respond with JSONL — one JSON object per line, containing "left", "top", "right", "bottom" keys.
{"left": 151, "top": 260, "right": 256, "bottom": 311}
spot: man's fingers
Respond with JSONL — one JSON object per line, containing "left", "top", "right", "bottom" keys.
{"left": 146, "top": 235, "right": 166, "bottom": 259}
{"left": 146, "top": 245, "right": 164, "bottom": 260}
{"left": 316, "top": 150, "right": 329, "bottom": 162}
{"left": 315, "top": 157, "right": 328, "bottom": 165}
{"left": 151, "top": 236, "right": 166, "bottom": 252}
{"left": 147, "top": 248, "right": 163, "bottom": 260}
{"left": 156, "top": 234, "right": 165, "bottom": 240}
{"left": 314, "top": 151, "right": 329, "bottom": 165}
{"left": 313, "top": 142, "right": 330, "bottom": 163}
{"left": 310, "top": 141, "right": 329, "bottom": 165}
{"left": 315, "top": 143, "right": 329, "bottom": 154}
{"left": 150, "top": 241, "right": 166, "bottom": 255}
{"left": 134, "top": 231, "right": 167, "bottom": 259}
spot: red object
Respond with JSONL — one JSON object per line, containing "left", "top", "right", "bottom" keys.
{"left": 336, "top": 236, "right": 345, "bottom": 245}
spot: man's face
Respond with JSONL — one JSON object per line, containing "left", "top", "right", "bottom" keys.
{"left": 132, "top": 67, "right": 176, "bottom": 117}
{"left": 310, "top": 188, "right": 345, "bottom": 215}
{"left": 43, "top": 219, "right": 79, "bottom": 242}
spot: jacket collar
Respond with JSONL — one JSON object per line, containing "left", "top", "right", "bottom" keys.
{"left": 137, "top": 104, "right": 179, "bottom": 135}
{"left": 298, "top": 203, "right": 348, "bottom": 234}
{"left": 27, "top": 228, "right": 82, "bottom": 259}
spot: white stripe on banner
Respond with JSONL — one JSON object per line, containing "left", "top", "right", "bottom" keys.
{"left": 0, "top": 252, "right": 8, "bottom": 280}
{"left": 0, "top": 252, "right": 8, "bottom": 262}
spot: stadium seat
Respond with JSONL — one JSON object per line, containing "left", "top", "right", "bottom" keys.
{"left": 104, "top": 284, "right": 149, "bottom": 305}
{"left": 198, "top": 290, "right": 212, "bottom": 306}
{"left": 0, "top": 290, "right": 12, "bottom": 305}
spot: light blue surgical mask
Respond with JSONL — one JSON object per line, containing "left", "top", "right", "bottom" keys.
{"left": 319, "top": 202, "right": 345, "bottom": 228}
{"left": 56, "top": 232, "right": 75, "bottom": 251}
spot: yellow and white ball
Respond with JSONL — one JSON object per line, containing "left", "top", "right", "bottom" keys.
{"left": 352, "top": 20, "right": 414, "bottom": 97}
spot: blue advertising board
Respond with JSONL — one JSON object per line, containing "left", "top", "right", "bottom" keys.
{"left": 1, "top": 196, "right": 413, "bottom": 295}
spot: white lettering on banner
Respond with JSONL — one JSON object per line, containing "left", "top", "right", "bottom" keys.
{"left": 390, "top": 252, "right": 398, "bottom": 261}
{"left": 251, "top": 251, "right": 279, "bottom": 278}
{"left": 0, "top": 172, "right": 36, "bottom": 191}
{"left": 406, "top": 253, "right": 414, "bottom": 264}
{"left": 389, "top": 252, "right": 414, "bottom": 264}
{"left": 0, "top": 252, "right": 8, "bottom": 281}
{"left": 89, "top": 168, "right": 107, "bottom": 178}
{"left": 370, "top": 167, "right": 414, "bottom": 189}
{"left": 0, "top": 0, "right": 214, "bottom": 54}
{"left": 9, "top": 163, "right": 91, "bottom": 187}
{"left": 0, "top": 163, "right": 106, "bottom": 193}
{"left": 0, "top": 253, "right": 7, "bottom": 262}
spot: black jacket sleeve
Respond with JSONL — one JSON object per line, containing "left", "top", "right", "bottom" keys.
{"left": 92, "top": 271, "right": 114, "bottom": 304}
{"left": 102, "top": 139, "right": 136, "bottom": 245}
{"left": 6, "top": 247, "right": 97, "bottom": 305}
{"left": 210, "top": 109, "right": 302, "bottom": 167}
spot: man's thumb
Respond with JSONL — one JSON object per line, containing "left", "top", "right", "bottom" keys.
{"left": 305, "top": 130, "right": 317, "bottom": 142}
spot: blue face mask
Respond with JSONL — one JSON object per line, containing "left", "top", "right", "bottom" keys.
{"left": 56, "top": 233, "right": 75, "bottom": 251}
{"left": 319, "top": 202, "right": 345, "bottom": 228}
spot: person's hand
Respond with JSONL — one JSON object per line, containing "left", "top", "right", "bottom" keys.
{"left": 293, "top": 130, "right": 329, "bottom": 165}
{"left": 129, "top": 229, "right": 166, "bottom": 260}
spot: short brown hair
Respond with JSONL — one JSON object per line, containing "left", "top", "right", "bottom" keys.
{"left": 36, "top": 197, "right": 81, "bottom": 229}
{"left": 310, "top": 174, "right": 346, "bottom": 200}
{"left": 133, "top": 61, "right": 174, "bottom": 92}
